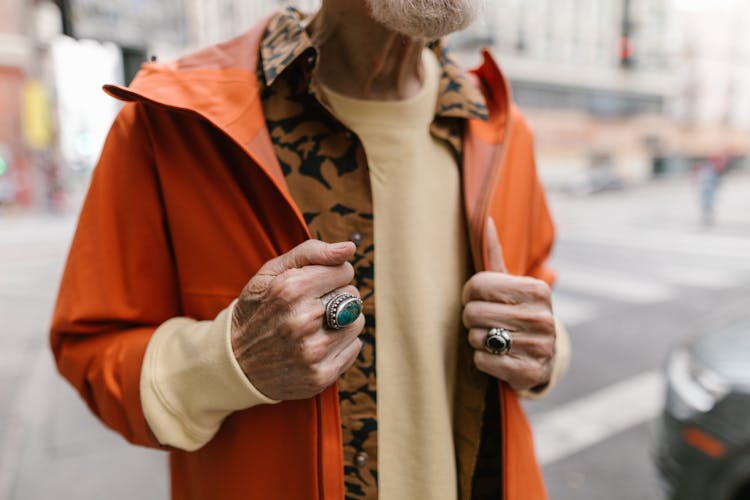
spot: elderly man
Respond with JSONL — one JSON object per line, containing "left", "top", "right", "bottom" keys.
{"left": 51, "top": 1, "right": 569, "bottom": 499}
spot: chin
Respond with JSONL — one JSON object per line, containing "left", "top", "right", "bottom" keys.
{"left": 365, "top": 0, "right": 485, "bottom": 40}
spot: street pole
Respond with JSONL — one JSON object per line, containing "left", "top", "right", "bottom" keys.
{"left": 620, "top": 0, "right": 633, "bottom": 69}
{"left": 53, "top": 0, "right": 74, "bottom": 37}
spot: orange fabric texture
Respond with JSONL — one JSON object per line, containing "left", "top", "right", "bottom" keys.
{"left": 50, "top": 16, "right": 555, "bottom": 500}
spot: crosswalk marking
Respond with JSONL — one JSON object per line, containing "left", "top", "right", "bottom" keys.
{"left": 550, "top": 258, "right": 748, "bottom": 325}
{"left": 561, "top": 226, "right": 750, "bottom": 263}
{"left": 531, "top": 370, "right": 665, "bottom": 466}
{"left": 654, "top": 264, "right": 741, "bottom": 289}
{"left": 551, "top": 294, "right": 598, "bottom": 327}
{"left": 555, "top": 266, "right": 674, "bottom": 303}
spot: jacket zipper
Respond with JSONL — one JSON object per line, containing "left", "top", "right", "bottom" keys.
{"left": 472, "top": 118, "right": 513, "bottom": 499}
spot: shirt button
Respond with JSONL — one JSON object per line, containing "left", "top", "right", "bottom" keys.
{"left": 305, "top": 53, "right": 316, "bottom": 66}
{"left": 349, "top": 231, "right": 363, "bottom": 247}
{"left": 354, "top": 451, "right": 368, "bottom": 467}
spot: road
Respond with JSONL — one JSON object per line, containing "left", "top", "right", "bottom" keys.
{"left": 527, "top": 170, "right": 750, "bottom": 500}
{"left": 0, "top": 171, "right": 748, "bottom": 499}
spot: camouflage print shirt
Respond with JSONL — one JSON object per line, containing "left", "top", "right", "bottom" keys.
{"left": 258, "top": 8, "right": 490, "bottom": 500}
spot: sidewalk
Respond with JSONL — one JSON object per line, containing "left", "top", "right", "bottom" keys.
{"left": 0, "top": 213, "right": 167, "bottom": 500}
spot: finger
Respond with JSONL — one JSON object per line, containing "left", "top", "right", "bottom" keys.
{"left": 485, "top": 217, "right": 507, "bottom": 273}
{"left": 325, "top": 312, "right": 366, "bottom": 349}
{"left": 279, "top": 263, "right": 355, "bottom": 299}
{"left": 261, "top": 240, "right": 356, "bottom": 276}
{"left": 320, "top": 284, "right": 361, "bottom": 304}
{"left": 473, "top": 349, "right": 552, "bottom": 392}
{"left": 334, "top": 336, "right": 364, "bottom": 378}
{"left": 462, "top": 296, "right": 554, "bottom": 331}
{"left": 467, "top": 328, "right": 554, "bottom": 360}
{"left": 462, "top": 273, "right": 551, "bottom": 307}
{"left": 319, "top": 313, "right": 365, "bottom": 375}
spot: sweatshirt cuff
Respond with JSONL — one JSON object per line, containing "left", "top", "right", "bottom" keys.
{"left": 140, "top": 300, "right": 278, "bottom": 451}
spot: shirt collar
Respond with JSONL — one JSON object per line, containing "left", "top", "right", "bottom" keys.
{"left": 260, "top": 7, "right": 489, "bottom": 122}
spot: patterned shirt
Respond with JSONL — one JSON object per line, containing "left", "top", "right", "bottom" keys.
{"left": 258, "top": 8, "right": 489, "bottom": 499}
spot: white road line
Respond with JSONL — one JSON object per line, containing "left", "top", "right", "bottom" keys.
{"left": 530, "top": 370, "right": 665, "bottom": 466}
{"left": 551, "top": 293, "right": 598, "bottom": 327}
{"left": 654, "top": 264, "right": 741, "bottom": 289}
{"left": 563, "top": 227, "right": 750, "bottom": 262}
{"left": 555, "top": 267, "right": 674, "bottom": 303}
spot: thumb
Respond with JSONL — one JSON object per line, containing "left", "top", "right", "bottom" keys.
{"left": 485, "top": 217, "right": 507, "bottom": 273}
{"left": 263, "top": 240, "right": 356, "bottom": 275}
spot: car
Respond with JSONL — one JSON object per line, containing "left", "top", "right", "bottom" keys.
{"left": 655, "top": 320, "right": 750, "bottom": 500}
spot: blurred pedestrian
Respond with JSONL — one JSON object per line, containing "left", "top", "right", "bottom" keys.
{"left": 50, "top": 1, "right": 569, "bottom": 499}
{"left": 696, "top": 154, "right": 728, "bottom": 225}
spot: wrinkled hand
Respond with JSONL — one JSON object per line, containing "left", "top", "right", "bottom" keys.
{"left": 462, "top": 218, "right": 556, "bottom": 392}
{"left": 231, "top": 240, "right": 364, "bottom": 401}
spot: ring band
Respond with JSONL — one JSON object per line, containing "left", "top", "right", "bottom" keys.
{"left": 484, "top": 327, "right": 512, "bottom": 355}
{"left": 324, "top": 293, "right": 363, "bottom": 330}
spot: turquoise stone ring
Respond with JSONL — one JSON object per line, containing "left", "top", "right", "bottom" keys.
{"left": 324, "top": 293, "right": 363, "bottom": 330}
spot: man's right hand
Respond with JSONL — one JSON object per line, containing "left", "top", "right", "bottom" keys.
{"left": 230, "top": 240, "right": 364, "bottom": 401}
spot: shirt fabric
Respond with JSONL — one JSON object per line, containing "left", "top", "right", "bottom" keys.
{"left": 257, "top": 8, "right": 489, "bottom": 499}
{"left": 51, "top": 7, "right": 562, "bottom": 500}
{"left": 321, "top": 48, "right": 467, "bottom": 499}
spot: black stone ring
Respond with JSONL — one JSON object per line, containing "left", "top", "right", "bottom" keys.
{"left": 484, "top": 327, "right": 513, "bottom": 355}
{"left": 323, "top": 293, "right": 363, "bottom": 330}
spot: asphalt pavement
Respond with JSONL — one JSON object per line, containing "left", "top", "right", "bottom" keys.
{"left": 1, "top": 170, "right": 749, "bottom": 499}
{"left": 526, "top": 169, "right": 750, "bottom": 500}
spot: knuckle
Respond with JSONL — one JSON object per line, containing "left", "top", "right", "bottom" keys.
{"left": 474, "top": 272, "right": 494, "bottom": 289}
{"left": 243, "top": 276, "right": 268, "bottom": 298}
{"left": 272, "top": 273, "right": 305, "bottom": 304}
{"left": 529, "top": 278, "right": 551, "bottom": 300}
{"left": 309, "top": 363, "right": 334, "bottom": 388}
{"left": 343, "top": 262, "right": 355, "bottom": 282}
{"left": 462, "top": 301, "right": 486, "bottom": 327}
{"left": 298, "top": 239, "right": 322, "bottom": 255}
{"left": 518, "top": 279, "right": 539, "bottom": 298}
{"left": 528, "top": 309, "right": 555, "bottom": 333}
{"left": 464, "top": 273, "right": 484, "bottom": 295}
{"left": 472, "top": 350, "right": 487, "bottom": 370}
{"left": 526, "top": 337, "right": 550, "bottom": 360}
{"left": 299, "top": 336, "right": 327, "bottom": 365}
{"left": 286, "top": 310, "right": 315, "bottom": 335}
{"left": 462, "top": 306, "right": 473, "bottom": 329}
{"left": 349, "top": 315, "right": 366, "bottom": 335}
{"left": 535, "top": 359, "right": 551, "bottom": 383}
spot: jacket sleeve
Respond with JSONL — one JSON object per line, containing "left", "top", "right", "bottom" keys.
{"left": 50, "top": 102, "right": 182, "bottom": 448}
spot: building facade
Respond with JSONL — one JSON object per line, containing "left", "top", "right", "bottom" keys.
{"left": 0, "top": 0, "right": 33, "bottom": 206}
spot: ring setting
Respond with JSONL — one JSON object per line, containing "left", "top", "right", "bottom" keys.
{"left": 324, "top": 293, "right": 363, "bottom": 330}
{"left": 484, "top": 327, "right": 512, "bottom": 355}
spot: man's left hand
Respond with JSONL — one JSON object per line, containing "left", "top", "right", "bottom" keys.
{"left": 462, "top": 218, "right": 557, "bottom": 393}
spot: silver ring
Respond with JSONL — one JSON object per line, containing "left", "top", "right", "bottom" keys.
{"left": 484, "top": 327, "right": 512, "bottom": 355}
{"left": 323, "top": 293, "right": 362, "bottom": 330}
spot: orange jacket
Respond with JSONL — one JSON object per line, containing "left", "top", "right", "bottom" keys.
{"left": 51, "top": 17, "right": 555, "bottom": 500}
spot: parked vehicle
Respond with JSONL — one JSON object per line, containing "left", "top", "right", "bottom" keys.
{"left": 655, "top": 321, "right": 750, "bottom": 500}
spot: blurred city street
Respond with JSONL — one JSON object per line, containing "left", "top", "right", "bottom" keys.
{"left": 1, "top": 171, "right": 749, "bottom": 500}
{"left": 528, "top": 169, "right": 750, "bottom": 499}
{"left": 2, "top": 0, "right": 750, "bottom": 499}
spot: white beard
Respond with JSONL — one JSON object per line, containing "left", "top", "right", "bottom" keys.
{"left": 364, "top": 0, "right": 485, "bottom": 40}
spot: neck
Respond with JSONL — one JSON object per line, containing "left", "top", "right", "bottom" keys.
{"left": 308, "top": 0, "right": 425, "bottom": 100}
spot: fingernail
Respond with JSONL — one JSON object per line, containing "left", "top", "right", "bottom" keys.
{"left": 331, "top": 241, "right": 353, "bottom": 252}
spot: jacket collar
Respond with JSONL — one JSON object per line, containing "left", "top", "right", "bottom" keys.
{"left": 260, "top": 7, "right": 489, "bottom": 122}
{"left": 103, "top": 12, "right": 513, "bottom": 268}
